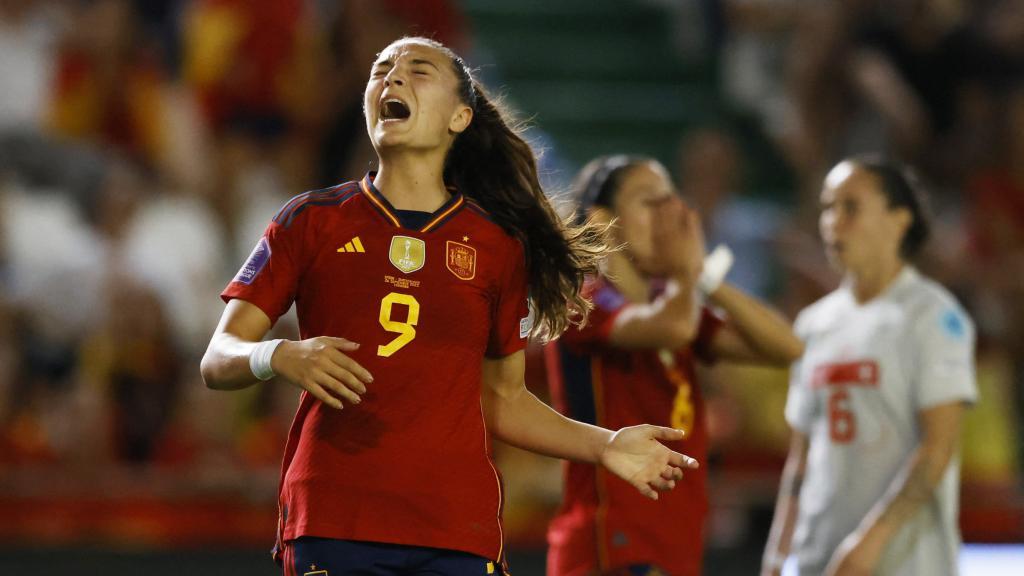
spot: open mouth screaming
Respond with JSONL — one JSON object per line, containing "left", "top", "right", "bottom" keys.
{"left": 380, "top": 99, "right": 411, "bottom": 122}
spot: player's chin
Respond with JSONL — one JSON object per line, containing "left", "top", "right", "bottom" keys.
{"left": 371, "top": 127, "right": 410, "bottom": 149}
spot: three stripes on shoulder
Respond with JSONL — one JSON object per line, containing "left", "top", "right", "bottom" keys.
{"left": 337, "top": 236, "right": 365, "bottom": 253}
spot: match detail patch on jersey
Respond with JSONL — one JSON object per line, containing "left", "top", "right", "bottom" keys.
{"left": 233, "top": 237, "right": 271, "bottom": 285}
{"left": 446, "top": 240, "right": 476, "bottom": 280}
{"left": 337, "top": 236, "right": 365, "bottom": 253}
{"left": 389, "top": 235, "right": 425, "bottom": 274}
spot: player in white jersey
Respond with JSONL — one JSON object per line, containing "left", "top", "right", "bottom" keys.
{"left": 761, "top": 157, "right": 977, "bottom": 576}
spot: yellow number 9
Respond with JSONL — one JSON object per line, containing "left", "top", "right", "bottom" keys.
{"left": 377, "top": 292, "right": 420, "bottom": 357}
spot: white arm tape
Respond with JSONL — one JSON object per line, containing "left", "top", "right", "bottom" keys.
{"left": 698, "top": 244, "right": 734, "bottom": 296}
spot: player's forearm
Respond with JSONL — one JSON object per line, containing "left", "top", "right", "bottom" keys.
{"left": 709, "top": 283, "right": 804, "bottom": 364}
{"left": 763, "top": 447, "right": 805, "bottom": 572}
{"left": 611, "top": 276, "right": 700, "bottom": 350}
{"left": 849, "top": 440, "right": 958, "bottom": 561}
{"left": 659, "top": 275, "right": 702, "bottom": 345}
{"left": 482, "top": 383, "right": 611, "bottom": 464}
{"left": 200, "top": 333, "right": 265, "bottom": 390}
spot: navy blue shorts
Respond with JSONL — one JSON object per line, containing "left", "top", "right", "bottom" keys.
{"left": 281, "top": 537, "right": 503, "bottom": 576}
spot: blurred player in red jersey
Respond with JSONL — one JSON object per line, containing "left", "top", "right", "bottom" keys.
{"left": 200, "top": 38, "right": 699, "bottom": 576}
{"left": 546, "top": 155, "right": 804, "bottom": 576}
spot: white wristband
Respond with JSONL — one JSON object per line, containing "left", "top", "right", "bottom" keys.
{"left": 698, "top": 244, "right": 733, "bottom": 296}
{"left": 250, "top": 339, "right": 284, "bottom": 381}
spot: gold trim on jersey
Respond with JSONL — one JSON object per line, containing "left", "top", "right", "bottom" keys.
{"left": 420, "top": 196, "right": 465, "bottom": 232}
{"left": 360, "top": 179, "right": 402, "bottom": 227}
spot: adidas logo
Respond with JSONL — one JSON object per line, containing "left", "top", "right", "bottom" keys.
{"left": 337, "top": 236, "right": 365, "bottom": 253}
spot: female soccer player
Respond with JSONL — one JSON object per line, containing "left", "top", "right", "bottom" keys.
{"left": 200, "top": 37, "right": 697, "bottom": 576}
{"left": 761, "top": 157, "right": 977, "bottom": 576}
{"left": 545, "top": 155, "right": 804, "bottom": 576}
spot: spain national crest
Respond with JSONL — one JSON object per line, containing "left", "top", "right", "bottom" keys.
{"left": 388, "top": 235, "right": 425, "bottom": 274}
{"left": 446, "top": 240, "right": 476, "bottom": 280}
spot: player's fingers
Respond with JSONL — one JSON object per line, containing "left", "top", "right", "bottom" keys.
{"left": 320, "top": 361, "right": 368, "bottom": 396}
{"left": 650, "top": 477, "right": 676, "bottom": 491}
{"left": 326, "top": 347, "right": 374, "bottom": 384}
{"left": 661, "top": 466, "right": 683, "bottom": 481}
{"left": 325, "top": 337, "right": 360, "bottom": 352}
{"left": 647, "top": 425, "right": 686, "bottom": 442}
{"left": 636, "top": 483, "right": 659, "bottom": 500}
{"left": 304, "top": 381, "right": 343, "bottom": 410}
{"left": 313, "top": 371, "right": 362, "bottom": 406}
{"left": 670, "top": 465, "right": 685, "bottom": 480}
{"left": 667, "top": 450, "right": 700, "bottom": 470}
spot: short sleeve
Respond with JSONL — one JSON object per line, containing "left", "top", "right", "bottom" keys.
{"left": 785, "top": 310, "right": 816, "bottom": 433}
{"left": 557, "top": 279, "right": 626, "bottom": 354}
{"left": 486, "top": 239, "right": 531, "bottom": 358}
{"left": 221, "top": 215, "right": 307, "bottom": 325}
{"left": 912, "top": 302, "right": 978, "bottom": 410}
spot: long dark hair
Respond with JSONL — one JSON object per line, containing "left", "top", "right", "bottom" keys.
{"left": 402, "top": 37, "right": 608, "bottom": 339}
{"left": 851, "top": 155, "right": 932, "bottom": 258}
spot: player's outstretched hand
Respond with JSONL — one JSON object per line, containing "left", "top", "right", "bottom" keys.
{"left": 599, "top": 424, "right": 699, "bottom": 500}
{"left": 272, "top": 337, "right": 374, "bottom": 409}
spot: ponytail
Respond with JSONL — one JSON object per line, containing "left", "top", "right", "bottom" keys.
{"left": 405, "top": 37, "right": 608, "bottom": 340}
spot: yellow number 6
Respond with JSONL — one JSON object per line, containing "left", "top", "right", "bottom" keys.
{"left": 377, "top": 292, "right": 419, "bottom": 357}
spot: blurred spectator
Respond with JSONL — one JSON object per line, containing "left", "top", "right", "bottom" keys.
{"left": 181, "top": 0, "right": 309, "bottom": 135}
{"left": 963, "top": 84, "right": 1024, "bottom": 474}
{"left": 120, "top": 174, "right": 228, "bottom": 353}
{"left": 782, "top": 0, "right": 1024, "bottom": 195}
{"left": 0, "top": 0, "right": 64, "bottom": 131}
{"left": 78, "top": 277, "right": 181, "bottom": 464}
{"left": 677, "top": 128, "right": 788, "bottom": 300}
{"left": 47, "top": 0, "right": 171, "bottom": 169}
{"left": 717, "top": 0, "right": 808, "bottom": 143}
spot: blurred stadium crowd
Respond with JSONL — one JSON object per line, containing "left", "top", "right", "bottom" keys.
{"left": 0, "top": 0, "right": 1021, "bottom": 564}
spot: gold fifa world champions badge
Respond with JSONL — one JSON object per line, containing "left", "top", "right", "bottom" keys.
{"left": 446, "top": 240, "right": 476, "bottom": 280}
{"left": 389, "top": 235, "right": 426, "bottom": 274}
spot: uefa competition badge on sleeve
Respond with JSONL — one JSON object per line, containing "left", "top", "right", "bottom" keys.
{"left": 234, "top": 237, "right": 271, "bottom": 285}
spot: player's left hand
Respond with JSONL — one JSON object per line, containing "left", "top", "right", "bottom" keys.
{"left": 825, "top": 533, "right": 877, "bottom": 576}
{"left": 599, "top": 424, "right": 699, "bottom": 500}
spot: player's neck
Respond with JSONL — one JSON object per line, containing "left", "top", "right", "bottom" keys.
{"left": 605, "top": 252, "right": 650, "bottom": 303}
{"left": 848, "top": 257, "right": 905, "bottom": 304}
{"left": 374, "top": 156, "right": 451, "bottom": 212}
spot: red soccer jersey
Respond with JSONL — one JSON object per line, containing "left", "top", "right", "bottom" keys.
{"left": 222, "top": 174, "right": 530, "bottom": 564}
{"left": 544, "top": 276, "right": 721, "bottom": 576}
